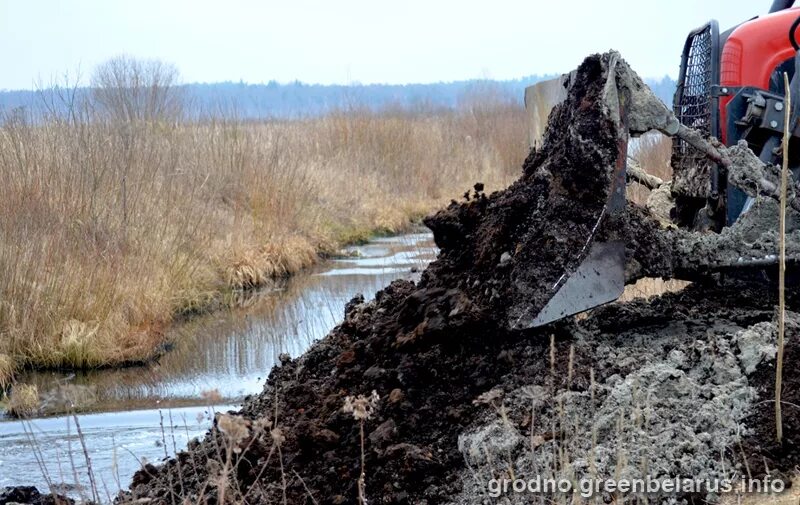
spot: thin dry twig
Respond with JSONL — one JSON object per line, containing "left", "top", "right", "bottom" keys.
{"left": 343, "top": 391, "right": 380, "bottom": 504}
{"left": 72, "top": 413, "right": 99, "bottom": 503}
{"left": 291, "top": 469, "right": 319, "bottom": 505}
{"left": 776, "top": 71, "right": 791, "bottom": 443}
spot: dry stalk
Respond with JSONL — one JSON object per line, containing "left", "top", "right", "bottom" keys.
{"left": 166, "top": 410, "right": 187, "bottom": 500}
{"left": 272, "top": 382, "right": 288, "bottom": 505}
{"left": 292, "top": 469, "right": 320, "bottom": 505}
{"left": 72, "top": 413, "right": 99, "bottom": 503}
{"left": 613, "top": 409, "right": 626, "bottom": 504}
{"left": 111, "top": 432, "right": 122, "bottom": 492}
{"left": 22, "top": 421, "right": 56, "bottom": 497}
{"left": 157, "top": 408, "right": 178, "bottom": 505}
{"left": 358, "top": 420, "right": 367, "bottom": 503}
{"left": 343, "top": 391, "right": 380, "bottom": 505}
{"left": 242, "top": 431, "right": 278, "bottom": 501}
{"left": 485, "top": 398, "right": 517, "bottom": 481}
{"left": 589, "top": 368, "right": 597, "bottom": 486}
{"left": 549, "top": 334, "right": 557, "bottom": 475}
{"left": 776, "top": 71, "right": 790, "bottom": 443}
{"left": 567, "top": 344, "right": 575, "bottom": 387}
{"left": 275, "top": 429, "right": 288, "bottom": 505}
{"left": 736, "top": 425, "right": 752, "bottom": 481}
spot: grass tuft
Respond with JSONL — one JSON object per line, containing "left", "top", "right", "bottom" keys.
{"left": 8, "top": 383, "right": 39, "bottom": 418}
{"left": 0, "top": 354, "right": 14, "bottom": 393}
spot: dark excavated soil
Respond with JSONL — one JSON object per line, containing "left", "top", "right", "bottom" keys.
{"left": 420, "top": 54, "right": 618, "bottom": 327}
{"left": 119, "top": 53, "right": 800, "bottom": 504}
{"left": 741, "top": 324, "right": 800, "bottom": 481}
{"left": 0, "top": 486, "right": 73, "bottom": 505}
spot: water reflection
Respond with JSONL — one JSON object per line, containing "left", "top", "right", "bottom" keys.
{"left": 16, "top": 231, "right": 436, "bottom": 411}
{"left": 0, "top": 405, "right": 230, "bottom": 495}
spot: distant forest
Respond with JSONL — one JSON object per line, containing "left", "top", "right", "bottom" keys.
{"left": 0, "top": 75, "right": 677, "bottom": 119}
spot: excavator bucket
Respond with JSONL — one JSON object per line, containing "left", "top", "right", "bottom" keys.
{"left": 524, "top": 241, "right": 626, "bottom": 327}
{"left": 524, "top": 73, "right": 573, "bottom": 148}
{"left": 512, "top": 150, "right": 628, "bottom": 329}
{"left": 512, "top": 60, "right": 630, "bottom": 330}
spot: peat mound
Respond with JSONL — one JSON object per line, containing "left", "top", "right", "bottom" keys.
{"left": 120, "top": 53, "right": 800, "bottom": 505}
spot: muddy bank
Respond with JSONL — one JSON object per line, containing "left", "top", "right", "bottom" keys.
{"left": 6, "top": 232, "right": 436, "bottom": 420}
{"left": 123, "top": 281, "right": 797, "bottom": 504}
{"left": 0, "top": 486, "right": 73, "bottom": 505}
{"left": 0, "top": 233, "right": 436, "bottom": 500}
{"left": 120, "top": 53, "right": 800, "bottom": 504}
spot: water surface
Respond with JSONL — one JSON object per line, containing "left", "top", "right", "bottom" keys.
{"left": 0, "top": 231, "right": 436, "bottom": 495}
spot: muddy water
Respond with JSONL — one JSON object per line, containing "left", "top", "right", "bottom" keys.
{"left": 0, "top": 231, "right": 436, "bottom": 495}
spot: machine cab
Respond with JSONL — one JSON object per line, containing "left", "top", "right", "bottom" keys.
{"left": 672, "top": 1, "right": 800, "bottom": 227}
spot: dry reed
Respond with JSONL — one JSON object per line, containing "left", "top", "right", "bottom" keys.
{"left": 775, "top": 72, "right": 790, "bottom": 443}
{"left": 0, "top": 57, "right": 527, "bottom": 377}
{"left": 622, "top": 132, "right": 688, "bottom": 300}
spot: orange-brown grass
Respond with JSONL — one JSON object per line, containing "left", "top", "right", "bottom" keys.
{"left": 0, "top": 67, "right": 527, "bottom": 375}
{"left": 7, "top": 383, "right": 39, "bottom": 417}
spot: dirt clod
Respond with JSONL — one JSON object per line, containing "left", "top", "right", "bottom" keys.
{"left": 0, "top": 486, "right": 74, "bottom": 505}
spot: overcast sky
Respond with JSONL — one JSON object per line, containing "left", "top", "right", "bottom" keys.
{"left": 0, "top": 0, "right": 774, "bottom": 90}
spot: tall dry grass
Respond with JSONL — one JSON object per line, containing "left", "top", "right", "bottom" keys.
{"left": 622, "top": 132, "right": 688, "bottom": 300}
{"left": 0, "top": 57, "right": 527, "bottom": 379}
{"left": 626, "top": 131, "right": 673, "bottom": 205}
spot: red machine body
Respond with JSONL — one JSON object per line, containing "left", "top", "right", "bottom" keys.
{"left": 719, "top": 7, "right": 800, "bottom": 143}
{"left": 672, "top": 1, "right": 800, "bottom": 227}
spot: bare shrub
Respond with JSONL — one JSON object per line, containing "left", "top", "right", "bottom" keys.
{"left": 91, "top": 55, "right": 183, "bottom": 123}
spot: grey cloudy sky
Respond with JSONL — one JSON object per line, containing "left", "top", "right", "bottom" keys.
{"left": 0, "top": 0, "right": 773, "bottom": 90}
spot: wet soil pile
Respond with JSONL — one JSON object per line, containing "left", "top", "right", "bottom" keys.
{"left": 121, "top": 53, "right": 800, "bottom": 504}
{"left": 0, "top": 486, "right": 73, "bottom": 505}
{"left": 420, "top": 55, "right": 670, "bottom": 328}
{"left": 741, "top": 321, "right": 800, "bottom": 477}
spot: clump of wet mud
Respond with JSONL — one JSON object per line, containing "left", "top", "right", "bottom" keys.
{"left": 421, "top": 54, "right": 618, "bottom": 327}
{"left": 120, "top": 53, "right": 800, "bottom": 505}
{"left": 740, "top": 318, "right": 800, "bottom": 478}
{"left": 0, "top": 486, "right": 73, "bottom": 505}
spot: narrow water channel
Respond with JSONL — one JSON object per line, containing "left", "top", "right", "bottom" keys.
{"left": 0, "top": 231, "right": 436, "bottom": 497}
